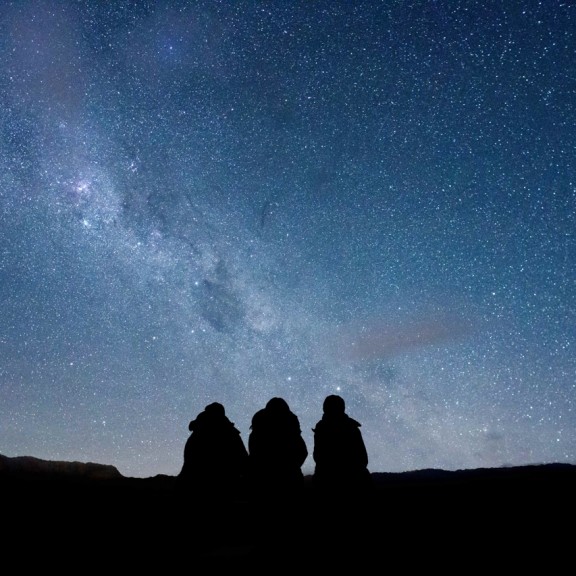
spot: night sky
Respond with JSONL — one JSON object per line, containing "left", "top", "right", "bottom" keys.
{"left": 1, "top": 1, "right": 574, "bottom": 479}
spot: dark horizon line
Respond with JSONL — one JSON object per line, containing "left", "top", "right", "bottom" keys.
{"left": 1, "top": 451, "right": 574, "bottom": 481}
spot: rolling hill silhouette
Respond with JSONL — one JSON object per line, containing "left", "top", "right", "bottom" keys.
{"left": 2, "top": 453, "right": 573, "bottom": 568}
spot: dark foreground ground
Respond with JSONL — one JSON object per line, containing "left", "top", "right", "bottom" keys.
{"left": 2, "top": 457, "right": 574, "bottom": 569}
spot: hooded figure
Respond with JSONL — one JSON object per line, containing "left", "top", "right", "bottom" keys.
{"left": 248, "top": 397, "right": 308, "bottom": 498}
{"left": 178, "top": 402, "right": 249, "bottom": 500}
{"left": 312, "top": 395, "right": 371, "bottom": 493}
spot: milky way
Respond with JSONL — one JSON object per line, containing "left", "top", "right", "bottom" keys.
{"left": 1, "top": 1, "right": 574, "bottom": 477}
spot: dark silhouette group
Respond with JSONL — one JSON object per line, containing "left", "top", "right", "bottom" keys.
{"left": 177, "top": 394, "right": 371, "bottom": 506}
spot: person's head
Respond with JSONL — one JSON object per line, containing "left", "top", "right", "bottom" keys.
{"left": 323, "top": 394, "right": 345, "bottom": 416}
{"left": 204, "top": 402, "right": 226, "bottom": 417}
{"left": 189, "top": 402, "right": 225, "bottom": 430}
{"left": 266, "top": 397, "right": 290, "bottom": 413}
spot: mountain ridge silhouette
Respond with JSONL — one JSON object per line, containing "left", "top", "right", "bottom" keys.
{"left": 2, "top": 451, "right": 574, "bottom": 485}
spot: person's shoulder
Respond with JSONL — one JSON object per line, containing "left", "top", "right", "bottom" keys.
{"left": 230, "top": 422, "right": 244, "bottom": 436}
{"left": 250, "top": 408, "right": 267, "bottom": 428}
{"left": 288, "top": 410, "right": 301, "bottom": 425}
{"left": 345, "top": 414, "right": 362, "bottom": 428}
{"left": 312, "top": 419, "right": 326, "bottom": 432}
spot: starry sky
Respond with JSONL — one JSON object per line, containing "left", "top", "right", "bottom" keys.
{"left": 1, "top": 1, "right": 574, "bottom": 479}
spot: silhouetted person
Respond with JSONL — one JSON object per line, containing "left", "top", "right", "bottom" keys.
{"left": 312, "top": 394, "right": 372, "bottom": 497}
{"left": 177, "top": 402, "right": 249, "bottom": 504}
{"left": 246, "top": 397, "right": 309, "bottom": 554}
{"left": 247, "top": 397, "right": 308, "bottom": 501}
{"left": 308, "top": 395, "right": 374, "bottom": 559}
